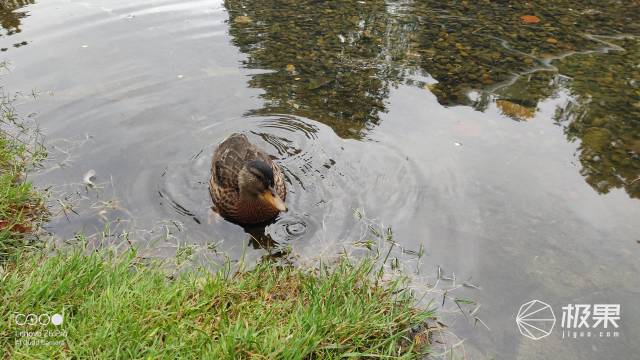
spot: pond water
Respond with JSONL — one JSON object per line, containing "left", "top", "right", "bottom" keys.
{"left": 1, "top": 0, "right": 639, "bottom": 358}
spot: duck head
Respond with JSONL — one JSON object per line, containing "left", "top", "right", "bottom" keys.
{"left": 238, "top": 160, "right": 287, "bottom": 212}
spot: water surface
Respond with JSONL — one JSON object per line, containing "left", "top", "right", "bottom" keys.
{"left": 1, "top": 0, "right": 639, "bottom": 358}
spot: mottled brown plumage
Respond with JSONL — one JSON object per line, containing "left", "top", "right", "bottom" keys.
{"left": 209, "top": 133, "right": 287, "bottom": 224}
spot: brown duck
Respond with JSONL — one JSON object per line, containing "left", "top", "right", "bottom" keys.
{"left": 209, "top": 133, "right": 287, "bottom": 224}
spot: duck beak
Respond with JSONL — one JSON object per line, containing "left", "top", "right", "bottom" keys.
{"left": 261, "top": 189, "right": 287, "bottom": 212}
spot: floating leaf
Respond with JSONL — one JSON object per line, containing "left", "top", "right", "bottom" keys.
{"left": 234, "top": 15, "right": 252, "bottom": 24}
{"left": 496, "top": 100, "right": 536, "bottom": 120}
{"left": 423, "top": 83, "right": 437, "bottom": 92}
{"left": 520, "top": 15, "right": 541, "bottom": 24}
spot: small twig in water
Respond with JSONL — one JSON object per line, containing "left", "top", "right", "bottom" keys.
{"left": 463, "top": 278, "right": 481, "bottom": 290}
{"left": 474, "top": 317, "right": 491, "bottom": 331}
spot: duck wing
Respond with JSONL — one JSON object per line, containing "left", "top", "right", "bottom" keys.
{"left": 211, "top": 133, "right": 276, "bottom": 190}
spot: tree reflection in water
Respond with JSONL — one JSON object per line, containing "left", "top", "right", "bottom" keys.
{"left": 224, "top": 0, "right": 639, "bottom": 198}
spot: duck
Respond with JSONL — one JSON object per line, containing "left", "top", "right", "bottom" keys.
{"left": 209, "top": 133, "right": 287, "bottom": 224}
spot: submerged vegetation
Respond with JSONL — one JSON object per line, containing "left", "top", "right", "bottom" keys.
{"left": 1, "top": 248, "right": 434, "bottom": 358}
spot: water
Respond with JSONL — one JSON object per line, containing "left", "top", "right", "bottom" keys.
{"left": 1, "top": 0, "right": 639, "bottom": 358}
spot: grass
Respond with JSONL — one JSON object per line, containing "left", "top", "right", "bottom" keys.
{"left": 0, "top": 89, "right": 45, "bottom": 260}
{"left": 0, "top": 248, "right": 434, "bottom": 358}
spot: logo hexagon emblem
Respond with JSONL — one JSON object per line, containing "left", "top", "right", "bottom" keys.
{"left": 516, "top": 300, "right": 556, "bottom": 340}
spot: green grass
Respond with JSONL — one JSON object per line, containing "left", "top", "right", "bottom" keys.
{"left": 1, "top": 81, "right": 46, "bottom": 260}
{"left": 0, "top": 248, "right": 434, "bottom": 359}
{"left": 0, "top": 124, "right": 45, "bottom": 260}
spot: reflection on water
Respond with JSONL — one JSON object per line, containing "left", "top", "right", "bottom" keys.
{"left": 0, "top": 0, "right": 33, "bottom": 51}
{"left": 1, "top": 0, "right": 640, "bottom": 358}
{"left": 556, "top": 38, "right": 640, "bottom": 198}
{"left": 225, "top": 0, "right": 399, "bottom": 138}
{"left": 398, "top": 1, "right": 639, "bottom": 105}
{"left": 224, "top": 0, "right": 640, "bottom": 198}
{"left": 498, "top": 37, "right": 640, "bottom": 198}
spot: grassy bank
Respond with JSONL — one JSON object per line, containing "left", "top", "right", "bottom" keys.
{"left": 1, "top": 249, "right": 433, "bottom": 358}
{"left": 0, "top": 91, "right": 45, "bottom": 260}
